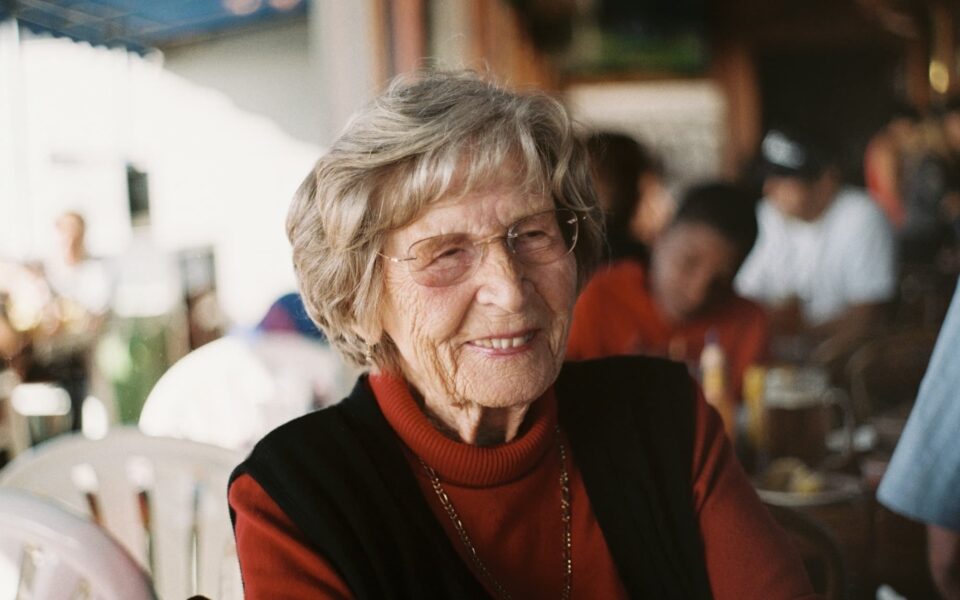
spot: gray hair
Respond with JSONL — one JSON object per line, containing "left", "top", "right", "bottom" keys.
{"left": 287, "top": 70, "right": 604, "bottom": 371}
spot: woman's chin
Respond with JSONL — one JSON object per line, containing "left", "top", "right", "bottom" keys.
{"left": 453, "top": 353, "right": 559, "bottom": 408}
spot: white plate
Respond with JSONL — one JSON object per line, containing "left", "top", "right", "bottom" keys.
{"left": 754, "top": 472, "right": 865, "bottom": 507}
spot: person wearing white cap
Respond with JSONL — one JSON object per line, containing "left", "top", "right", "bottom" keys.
{"left": 734, "top": 129, "right": 896, "bottom": 366}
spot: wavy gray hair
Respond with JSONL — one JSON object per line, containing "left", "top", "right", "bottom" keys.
{"left": 287, "top": 70, "right": 603, "bottom": 371}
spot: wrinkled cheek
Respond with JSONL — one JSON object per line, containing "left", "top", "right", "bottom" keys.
{"left": 407, "top": 317, "right": 461, "bottom": 398}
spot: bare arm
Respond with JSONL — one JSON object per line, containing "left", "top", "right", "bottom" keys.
{"left": 809, "top": 302, "right": 888, "bottom": 366}
{"left": 929, "top": 525, "right": 960, "bottom": 600}
{"left": 766, "top": 300, "right": 887, "bottom": 370}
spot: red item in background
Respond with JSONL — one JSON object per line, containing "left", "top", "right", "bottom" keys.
{"left": 567, "top": 260, "right": 768, "bottom": 401}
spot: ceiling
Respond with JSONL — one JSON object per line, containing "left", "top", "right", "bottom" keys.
{"left": 0, "top": 0, "right": 307, "bottom": 52}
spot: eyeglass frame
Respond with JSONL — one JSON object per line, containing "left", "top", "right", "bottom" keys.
{"left": 378, "top": 207, "right": 584, "bottom": 288}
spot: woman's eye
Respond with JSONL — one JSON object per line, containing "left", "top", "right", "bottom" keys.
{"left": 427, "top": 246, "right": 467, "bottom": 266}
{"left": 519, "top": 229, "right": 547, "bottom": 239}
{"left": 514, "top": 229, "right": 552, "bottom": 250}
{"left": 436, "top": 247, "right": 464, "bottom": 259}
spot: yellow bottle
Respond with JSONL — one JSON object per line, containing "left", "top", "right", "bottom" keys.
{"left": 700, "top": 330, "right": 735, "bottom": 440}
{"left": 742, "top": 365, "right": 766, "bottom": 450}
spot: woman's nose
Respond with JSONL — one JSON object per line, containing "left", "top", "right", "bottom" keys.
{"left": 474, "top": 241, "right": 526, "bottom": 311}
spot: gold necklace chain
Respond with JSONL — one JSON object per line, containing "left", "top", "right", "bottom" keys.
{"left": 418, "top": 426, "right": 572, "bottom": 600}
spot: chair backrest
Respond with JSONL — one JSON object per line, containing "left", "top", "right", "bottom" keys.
{"left": 0, "top": 487, "right": 156, "bottom": 600}
{"left": 846, "top": 329, "right": 937, "bottom": 423}
{"left": 0, "top": 427, "right": 244, "bottom": 600}
{"left": 139, "top": 333, "right": 355, "bottom": 451}
{"left": 765, "top": 502, "right": 846, "bottom": 600}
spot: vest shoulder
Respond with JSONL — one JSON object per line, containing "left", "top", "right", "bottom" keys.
{"left": 234, "top": 379, "right": 377, "bottom": 484}
{"left": 231, "top": 405, "right": 341, "bottom": 487}
{"left": 562, "top": 354, "right": 689, "bottom": 381}
{"left": 253, "top": 400, "right": 350, "bottom": 453}
{"left": 559, "top": 355, "right": 693, "bottom": 414}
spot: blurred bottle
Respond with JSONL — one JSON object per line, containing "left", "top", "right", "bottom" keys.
{"left": 737, "top": 364, "right": 767, "bottom": 473}
{"left": 742, "top": 364, "right": 767, "bottom": 450}
{"left": 700, "top": 329, "right": 735, "bottom": 440}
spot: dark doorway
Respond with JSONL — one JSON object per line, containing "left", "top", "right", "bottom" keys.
{"left": 758, "top": 46, "right": 904, "bottom": 185}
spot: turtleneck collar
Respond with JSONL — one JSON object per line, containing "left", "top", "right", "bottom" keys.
{"left": 368, "top": 372, "right": 558, "bottom": 488}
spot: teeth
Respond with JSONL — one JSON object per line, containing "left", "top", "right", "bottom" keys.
{"left": 473, "top": 334, "right": 533, "bottom": 349}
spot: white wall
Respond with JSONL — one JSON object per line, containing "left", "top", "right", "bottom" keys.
{"left": 1, "top": 3, "right": 393, "bottom": 325}
{"left": 161, "top": 3, "right": 385, "bottom": 147}
{"left": 0, "top": 29, "right": 322, "bottom": 325}
{"left": 162, "top": 19, "right": 322, "bottom": 146}
{"left": 565, "top": 80, "right": 727, "bottom": 188}
{"left": 308, "top": 0, "right": 382, "bottom": 143}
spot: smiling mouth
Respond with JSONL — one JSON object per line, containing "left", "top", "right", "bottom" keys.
{"left": 469, "top": 332, "right": 536, "bottom": 350}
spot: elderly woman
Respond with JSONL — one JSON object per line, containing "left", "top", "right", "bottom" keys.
{"left": 229, "top": 72, "right": 816, "bottom": 599}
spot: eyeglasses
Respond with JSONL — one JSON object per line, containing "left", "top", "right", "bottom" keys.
{"left": 380, "top": 208, "right": 582, "bottom": 288}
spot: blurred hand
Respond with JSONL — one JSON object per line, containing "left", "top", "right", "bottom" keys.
{"left": 768, "top": 297, "right": 807, "bottom": 336}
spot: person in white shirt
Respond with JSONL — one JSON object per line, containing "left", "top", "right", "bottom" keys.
{"left": 735, "top": 130, "right": 896, "bottom": 365}
{"left": 31, "top": 211, "right": 114, "bottom": 430}
{"left": 44, "top": 212, "right": 112, "bottom": 317}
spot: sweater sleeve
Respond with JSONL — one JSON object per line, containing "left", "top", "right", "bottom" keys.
{"left": 230, "top": 473, "right": 354, "bottom": 600}
{"left": 689, "top": 389, "right": 821, "bottom": 600}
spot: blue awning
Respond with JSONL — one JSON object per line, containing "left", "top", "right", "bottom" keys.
{"left": 0, "top": 0, "right": 307, "bottom": 53}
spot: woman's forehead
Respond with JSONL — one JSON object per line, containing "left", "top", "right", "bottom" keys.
{"left": 397, "top": 188, "right": 553, "bottom": 237}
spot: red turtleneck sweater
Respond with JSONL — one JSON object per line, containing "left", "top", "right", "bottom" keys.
{"left": 230, "top": 373, "right": 817, "bottom": 599}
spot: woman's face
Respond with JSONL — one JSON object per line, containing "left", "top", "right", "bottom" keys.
{"left": 650, "top": 222, "right": 740, "bottom": 323}
{"left": 378, "top": 187, "right": 578, "bottom": 410}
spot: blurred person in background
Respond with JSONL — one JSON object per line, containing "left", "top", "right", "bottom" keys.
{"left": 735, "top": 129, "right": 896, "bottom": 369}
{"left": 0, "top": 270, "right": 27, "bottom": 363}
{"left": 864, "top": 104, "right": 923, "bottom": 230}
{"left": 584, "top": 131, "right": 674, "bottom": 263}
{"left": 936, "top": 99, "right": 960, "bottom": 260}
{"left": 878, "top": 279, "right": 960, "bottom": 599}
{"left": 891, "top": 106, "right": 960, "bottom": 266}
{"left": 24, "top": 211, "right": 114, "bottom": 430}
{"left": 567, "top": 182, "right": 766, "bottom": 403}
{"left": 0, "top": 306, "right": 21, "bottom": 362}
{"left": 44, "top": 211, "right": 113, "bottom": 320}
{"left": 229, "top": 72, "right": 815, "bottom": 599}
{"left": 0, "top": 261, "right": 56, "bottom": 372}
{"left": 0, "top": 264, "right": 35, "bottom": 365}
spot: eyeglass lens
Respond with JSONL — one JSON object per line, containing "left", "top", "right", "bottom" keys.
{"left": 405, "top": 209, "right": 579, "bottom": 287}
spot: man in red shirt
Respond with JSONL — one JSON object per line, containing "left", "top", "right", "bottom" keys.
{"left": 568, "top": 182, "right": 767, "bottom": 402}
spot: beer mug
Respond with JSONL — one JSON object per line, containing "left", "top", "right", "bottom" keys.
{"left": 761, "top": 366, "right": 854, "bottom": 466}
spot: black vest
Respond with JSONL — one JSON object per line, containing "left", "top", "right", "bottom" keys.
{"left": 230, "top": 356, "right": 713, "bottom": 599}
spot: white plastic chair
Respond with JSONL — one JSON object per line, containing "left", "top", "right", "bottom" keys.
{"left": 0, "top": 427, "right": 243, "bottom": 600}
{"left": 139, "top": 333, "right": 355, "bottom": 450}
{"left": 0, "top": 487, "right": 156, "bottom": 600}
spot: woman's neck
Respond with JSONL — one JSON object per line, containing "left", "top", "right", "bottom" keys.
{"left": 418, "top": 395, "right": 532, "bottom": 446}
